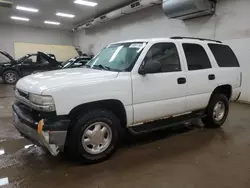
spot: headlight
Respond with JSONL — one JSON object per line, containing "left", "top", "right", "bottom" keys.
{"left": 29, "top": 94, "right": 55, "bottom": 111}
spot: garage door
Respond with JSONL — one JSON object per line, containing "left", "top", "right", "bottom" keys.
{"left": 14, "top": 42, "right": 78, "bottom": 62}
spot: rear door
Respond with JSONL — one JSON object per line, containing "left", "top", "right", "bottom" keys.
{"left": 180, "top": 42, "right": 217, "bottom": 111}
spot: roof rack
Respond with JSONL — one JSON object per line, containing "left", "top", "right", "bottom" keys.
{"left": 170, "top": 36, "right": 222, "bottom": 43}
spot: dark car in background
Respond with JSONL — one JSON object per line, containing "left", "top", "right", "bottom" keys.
{"left": 61, "top": 55, "right": 92, "bottom": 69}
{"left": 0, "top": 51, "right": 60, "bottom": 84}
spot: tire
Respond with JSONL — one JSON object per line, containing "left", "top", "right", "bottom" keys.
{"left": 67, "top": 109, "right": 120, "bottom": 164}
{"left": 2, "top": 70, "right": 19, "bottom": 84}
{"left": 202, "top": 94, "right": 229, "bottom": 128}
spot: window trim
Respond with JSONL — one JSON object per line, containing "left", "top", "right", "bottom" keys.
{"left": 182, "top": 43, "right": 212, "bottom": 71}
{"left": 139, "top": 42, "right": 182, "bottom": 74}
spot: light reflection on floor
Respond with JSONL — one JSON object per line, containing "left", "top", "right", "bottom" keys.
{"left": 0, "top": 177, "right": 9, "bottom": 186}
{"left": 24, "top": 144, "right": 33, "bottom": 149}
{"left": 0, "top": 149, "right": 4, "bottom": 155}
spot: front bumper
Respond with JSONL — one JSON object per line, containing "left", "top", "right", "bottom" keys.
{"left": 12, "top": 103, "right": 70, "bottom": 156}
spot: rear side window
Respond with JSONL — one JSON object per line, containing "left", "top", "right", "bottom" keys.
{"left": 208, "top": 44, "right": 240, "bottom": 67}
{"left": 183, "top": 43, "right": 212, "bottom": 71}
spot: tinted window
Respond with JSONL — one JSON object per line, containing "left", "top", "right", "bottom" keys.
{"left": 144, "top": 43, "right": 181, "bottom": 73}
{"left": 183, "top": 43, "right": 211, "bottom": 71}
{"left": 23, "top": 55, "right": 37, "bottom": 63}
{"left": 208, "top": 44, "right": 240, "bottom": 67}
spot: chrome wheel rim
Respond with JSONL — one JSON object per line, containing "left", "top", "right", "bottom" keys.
{"left": 5, "top": 72, "right": 17, "bottom": 84}
{"left": 82, "top": 122, "right": 112, "bottom": 155}
{"left": 213, "top": 101, "right": 225, "bottom": 121}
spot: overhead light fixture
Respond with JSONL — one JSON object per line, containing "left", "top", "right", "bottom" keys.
{"left": 56, "top": 12, "right": 75, "bottom": 18}
{"left": 16, "top": 6, "right": 39, "bottom": 12}
{"left": 11, "top": 16, "right": 29, "bottom": 21}
{"left": 74, "top": 0, "right": 98, "bottom": 7}
{"left": 44, "top": 21, "right": 60, "bottom": 25}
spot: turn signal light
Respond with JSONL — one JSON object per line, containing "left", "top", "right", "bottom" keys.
{"left": 37, "top": 119, "right": 44, "bottom": 134}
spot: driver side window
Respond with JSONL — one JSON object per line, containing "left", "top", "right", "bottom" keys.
{"left": 144, "top": 43, "right": 181, "bottom": 73}
{"left": 25, "top": 55, "right": 37, "bottom": 63}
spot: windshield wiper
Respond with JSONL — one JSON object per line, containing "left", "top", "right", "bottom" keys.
{"left": 92, "top": 64, "right": 110, "bottom": 71}
{"left": 84, "top": 64, "right": 121, "bottom": 72}
{"left": 84, "top": 64, "right": 91, "bottom": 68}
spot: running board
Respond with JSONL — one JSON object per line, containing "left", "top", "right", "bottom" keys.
{"left": 128, "top": 111, "right": 205, "bottom": 135}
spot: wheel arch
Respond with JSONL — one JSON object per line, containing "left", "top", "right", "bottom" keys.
{"left": 68, "top": 99, "right": 128, "bottom": 130}
{"left": 208, "top": 85, "right": 232, "bottom": 106}
{"left": 2, "top": 68, "right": 22, "bottom": 77}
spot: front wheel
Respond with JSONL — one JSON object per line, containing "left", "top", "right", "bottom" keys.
{"left": 202, "top": 94, "right": 229, "bottom": 128}
{"left": 2, "top": 70, "right": 19, "bottom": 84}
{"left": 67, "top": 109, "right": 120, "bottom": 164}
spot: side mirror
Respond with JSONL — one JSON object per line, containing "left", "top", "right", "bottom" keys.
{"left": 138, "top": 60, "right": 161, "bottom": 75}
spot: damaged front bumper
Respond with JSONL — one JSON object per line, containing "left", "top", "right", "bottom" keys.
{"left": 12, "top": 103, "right": 70, "bottom": 156}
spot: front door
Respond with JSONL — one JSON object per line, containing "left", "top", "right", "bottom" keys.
{"left": 132, "top": 42, "right": 187, "bottom": 125}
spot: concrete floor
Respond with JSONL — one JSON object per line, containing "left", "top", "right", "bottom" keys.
{"left": 1, "top": 82, "right": 250, "bottom": 188}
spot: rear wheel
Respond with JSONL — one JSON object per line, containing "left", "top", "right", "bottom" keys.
{"left": 202, "top": 94, "right": 229, "bottom": 128}
{"left": 67, "top": 109, "right": 120, "bottom": 164}
{"left": 2, "top": 70, "right": 19, "bottom": 84}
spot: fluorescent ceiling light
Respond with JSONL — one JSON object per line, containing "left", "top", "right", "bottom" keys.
{"left": 56, "top": 12, "right": 75, "bottom": 18}
{"left": 11, "top": 16, "right": 29, "bottom": 21}
{"left": 74, "top": 0, "right": 98, "bottom": 7}
{"left": 16, "top": 6, "right": 39, "bottom": 12}
{"left": 44, "top": 21, "right": 60, "bottom": 25}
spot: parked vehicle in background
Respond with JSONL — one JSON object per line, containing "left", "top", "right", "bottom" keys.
{"left": 12, "top": 37, "right": 241, "bottom": 164}
{"left": 62, "top": 55, "right": 92, "bottom": 69}
{"left": 0, "top": 51, "right": 60, "bottom": 84}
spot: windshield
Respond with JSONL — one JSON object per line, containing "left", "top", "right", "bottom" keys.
{"left": 85, "top": 42, "right": 147, "bottom": 72}
{"left": 17, "top": 55, "right": 29, "bottom": 62}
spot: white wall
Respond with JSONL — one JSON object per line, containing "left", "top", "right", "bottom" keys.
{"left": 0, "top": 24, "right": 74, "bottom": 57}
{"left": 225, "top": 38, "right": 250, "bottom": 103}
{"left": 74, "top": 0, "right": 250, "bottom": 102}
{"left": 75, "top": 0, "right": 250, "bottom": 54}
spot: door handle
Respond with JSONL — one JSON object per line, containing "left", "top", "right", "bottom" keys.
{"left": 177, "top": 77, "right": 186, "bottom": 84}
{"left": 208, "top": 74, "right": 215, "bottom": 80}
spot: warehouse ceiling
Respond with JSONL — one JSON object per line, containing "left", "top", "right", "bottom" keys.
{"left": 0, "top": 0, "right": 134, "bottom": 29}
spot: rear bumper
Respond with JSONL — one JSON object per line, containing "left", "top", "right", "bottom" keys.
{"left": 12, "top": 103, "right": 70, "bottom": 156}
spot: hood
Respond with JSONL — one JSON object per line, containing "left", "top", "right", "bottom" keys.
{"left": 0, "top": 50, "right": 15, "bottom": 62}
{"left": 16, "top": 68, "right": 119, "bottom": 94}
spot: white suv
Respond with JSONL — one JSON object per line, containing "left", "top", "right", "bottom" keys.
{"left": 12, "top": 37, "right": 242, "bottom": 163}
